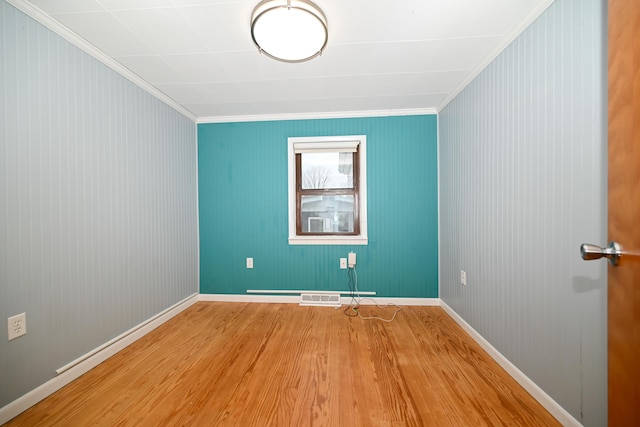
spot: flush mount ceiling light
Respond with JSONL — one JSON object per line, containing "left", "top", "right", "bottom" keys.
{"left": 251, "top": 0, "right": 328, "bottom": 63}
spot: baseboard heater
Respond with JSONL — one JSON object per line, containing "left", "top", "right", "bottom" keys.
{"left": 246, "top": 289, "right": 376, "bottom": 308}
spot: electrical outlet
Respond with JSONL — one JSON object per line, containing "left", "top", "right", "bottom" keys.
{"left": 246, "top": 257, "right": 253, "bottom": 269}
{"left": 340, "top": 258, "right": 347, "bottom": 269}
{"left": 8, "top": 312, "right": 27, "bottom": 341}
{"left": 460, "top": 270, "right": 467, "bottom": 286}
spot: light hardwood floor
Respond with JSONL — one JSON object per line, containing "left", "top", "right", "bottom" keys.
{"left": 4, "top": 302, "right": 560, "bottom": 426}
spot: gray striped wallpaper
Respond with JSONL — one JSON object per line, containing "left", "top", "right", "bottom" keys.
{"left": 439, "top": 0, "right": 607, "bottom": 425}
{"left": 0, "top": 0, "right": 198, "bottom": 408}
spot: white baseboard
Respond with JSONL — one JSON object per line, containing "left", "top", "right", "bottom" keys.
{"left": 1, "top": 294, "right": 574, "bottom": 427}
{"left": 348, "top": 297, "right": 440, "bottom": 306}
{"left": 0, "top": 293, "right": 199, "bottom": 425}
{"left": 199, "top": 293, "right": 440, "bottom": 307}
{"left": 439, "top": 300, "right": 581, "bottom": 427}
{"left": 199, "top": 294, "right": 301, "bottom": 303}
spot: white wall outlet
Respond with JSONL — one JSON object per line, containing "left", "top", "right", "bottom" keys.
{"left": 348, "top": 252, "right": 356, "bottom": 268}
{"left": 8, "top": 312, "right": 27, "bottom": 341}
{"left": 460, "top": 270, "right": 467, "bottom": 286}
{"left": 246, "top": 257, "right": 253, "bottom": 269}
{"left": 340, "top": 258, "right": 347, "bottom": 269}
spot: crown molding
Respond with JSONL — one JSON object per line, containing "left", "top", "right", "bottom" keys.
{"left": 437, "top": 0, "right": 556, "bottom": 111}
{"left": 5, "top": 0, "right": 198, "bottom": 123}
{"left": 197, "top": 107, "right": 438, "bottom": 124}
{"left": 7, "top": 0, "right": 554, "bottom": 123}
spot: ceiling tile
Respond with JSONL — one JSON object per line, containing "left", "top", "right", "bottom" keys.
{"left": 20, "top": 0, "right": 554, "bottom": 119}
{"left": 451, "top": 0, "right": 543, "bottom": 37}
{"left": 325, "top": 0, "right": 467, "bottom": 44}
{"left": 432, "top": 37, "right": 504, "bottom": 71}
{"left": 170, "top": 0, "right": 251, "bottom": 5}
{"left": 177, "top": 3, "right": 256, "bottom": 52}
{"left": 206, "top": 42, "right": 446, "bottom": 84}
{"left": 112, "top": 8, "right": 209, "bottom": 54}
{"left": 51, "top": 11, "right": 155, "bottom": 56}
{"left": 155, "top": 83, "right": 212, "bottom": 104}
{"left": 97, "top": 0, "right": 175, "bottom": 10}
{"left": 114, "top": 55, "right": 186, "bottom": 84}
{"left": 159, "top": 53, "right": 229, "bottom": 82}
{"left": 28, "top": 0, "right": 105, "bottom": 14}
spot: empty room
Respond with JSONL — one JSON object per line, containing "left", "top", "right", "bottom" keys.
{"left": 2, "top": 0, "right": 638, "bottom": 425}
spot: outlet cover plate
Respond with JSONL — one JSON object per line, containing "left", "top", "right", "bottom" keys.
{"left": 8, "top": 312, "right": 27, "bottom": 341}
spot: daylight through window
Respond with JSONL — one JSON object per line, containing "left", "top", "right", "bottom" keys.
{"left": 288, "top": 136, "right": 368, "bottom": 245}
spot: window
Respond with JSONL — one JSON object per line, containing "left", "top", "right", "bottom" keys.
{"left": 288, "top": 136, "right": 367, "bottom": 245}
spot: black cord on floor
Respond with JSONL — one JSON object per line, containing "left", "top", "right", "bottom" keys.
{"left": 343, "top": 267, "right": 359, "bottom": 317}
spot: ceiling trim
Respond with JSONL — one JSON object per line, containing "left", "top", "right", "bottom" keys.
{"left": 6, "top": 0, "right": 198, "bottom": 123}
{"left": 197, "top": 108, "right": 438, "bottom": 124}
{"left": 436, "top": 0, "right": 556, "bottom": 112}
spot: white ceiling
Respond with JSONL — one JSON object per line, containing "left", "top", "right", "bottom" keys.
{"left": 15, "top": 0, "right": 554, "bottom": 122}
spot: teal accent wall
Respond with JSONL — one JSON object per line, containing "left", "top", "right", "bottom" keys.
{"left": 198, "top": 115, "right": 438, "bottom": 297}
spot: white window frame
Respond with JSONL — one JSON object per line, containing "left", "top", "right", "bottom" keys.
{"left": 288, "top": 135, "right": 368, "bottom": 245}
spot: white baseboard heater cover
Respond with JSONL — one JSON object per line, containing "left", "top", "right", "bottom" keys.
{"left": 300, "top": 292, "right": 341, "bottom": 307}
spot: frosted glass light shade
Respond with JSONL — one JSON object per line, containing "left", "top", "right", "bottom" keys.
{"left": 251, "top": 0, "right": 328, "bottom": 63}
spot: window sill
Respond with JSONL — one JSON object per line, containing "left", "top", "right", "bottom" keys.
{"left": 288, "top": 236, "right": 368, "bottom": 246}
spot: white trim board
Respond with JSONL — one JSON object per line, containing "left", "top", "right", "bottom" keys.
{"left": 439, "top": 300, "right": 581, "bottom": 427}
{"left": 1, "top": 294, "right": 573, "bottom": 427}
{"left": 246, "top": 289, "right": 376, "bottom": 295}
{"left": 199, "top": 294, "right": 440, "bottom": 306}
{"left": 436, "top": 0, "right": 555, "bottom": 111}
{"left": 197, "top": 108, "right": 438, "bottom": 124}
{"left": 200, "top": 294, "right": 301, "bottom": 304}
{"left": 0, "top": 293, "right": 199, "bottom": 425}
{"left": 348, "top": 297, "right": 439, "bottom": 306}
{"left": 5, "top": 0, "right": 198, "bottom": 123}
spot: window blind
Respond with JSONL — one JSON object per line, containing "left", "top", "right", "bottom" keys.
{"left": 293, "top": 140, "right": 359, "bottom": 153}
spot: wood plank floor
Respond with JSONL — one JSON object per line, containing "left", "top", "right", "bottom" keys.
{"left": 4, "top": 302, "right": 560, "bottom": 426}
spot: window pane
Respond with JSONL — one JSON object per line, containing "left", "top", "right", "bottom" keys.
{"left": 300, "top": 195, "right": 354, "bottom": 233}
{"left": 301, "top": 152, "right": 353, "bottom": 189}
